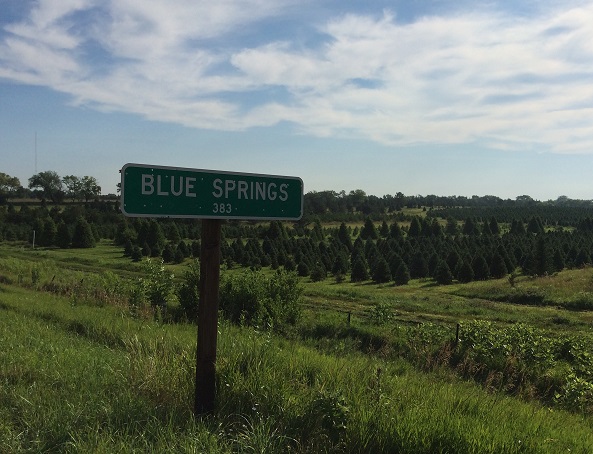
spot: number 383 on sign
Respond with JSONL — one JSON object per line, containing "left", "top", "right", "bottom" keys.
{"left": 213, "top": 203, "right": 232, "bottom": 214}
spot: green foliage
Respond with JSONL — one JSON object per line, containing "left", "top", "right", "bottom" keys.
{"left": 394, "top": 262, "right": 410, "bottom": 286}
{"left": 371, "top": 256, "right": 391, "bottom": 283}
{"left": 359, "top": 217, "right": 378, "bottom": 240}
{"left": 4, "top": 285, "right": 593, "bottom": 452}
{"left": 434, "top": 260, "right": 453, "bottom": 285}
{"left": 138, "top": 258, "right": 175, "bottom": 310}
{"left": 176, "top": 259, "right": 200, "bottom": 322}
{"left": 219, "top": 269, "right": 302, "bottom": 330}
{"left": 370, "top": 302, "right": 393, "bottom": 325}
{"left": 556, "top": 374, "right": 593, "bottom": 413}
{"left": 71, "top": 217, "right": 96, "bottom": 248}
{"left": 300, "top": 388, "right": 349, "bottom": 446}
{"left": 350, "top": 256, "right": 369, "bottom": 282}
{"left": 31, "top": 265, "right": 41, "bottom": 286}
{"left": 310, "top": 264, "right": 326, "bottom": 282}
{"left": 456, "top": 320, "right": 593, "bottom": 403}
{"left": 56, "top": 221, "right": 71, "bottom": 248}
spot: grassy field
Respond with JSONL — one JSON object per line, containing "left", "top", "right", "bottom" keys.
{"left": 2, "top": 241, "right": 593, "bottom": 452}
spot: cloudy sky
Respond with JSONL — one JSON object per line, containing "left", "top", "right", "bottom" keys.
{"left": 2, "top": 0, "right": 593, "bottom": 200}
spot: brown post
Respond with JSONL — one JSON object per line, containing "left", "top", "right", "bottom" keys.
{"left": 195, "top": 219, "right": 222, "bottom": 415}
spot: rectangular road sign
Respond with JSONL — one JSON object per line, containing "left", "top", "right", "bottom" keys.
{"left": 120, "top": 163, "right": 303, "bottom": 220}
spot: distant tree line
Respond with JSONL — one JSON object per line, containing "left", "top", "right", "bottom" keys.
{"left": 3, "top": 170, "right": 593, "bottom": 217}
{"left": 304, "top": 190, "right": 593, "bottom": 221}
{"left": 0, "top": 171, "right": 107, "bottom": 204}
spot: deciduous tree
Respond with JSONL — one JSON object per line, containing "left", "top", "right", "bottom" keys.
{"left": 28, "top": 171, "right": 64, "bottom": 203}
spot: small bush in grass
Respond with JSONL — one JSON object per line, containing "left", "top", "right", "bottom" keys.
{"left": 299, "top": 388, "right": 349, "bottom": 447}
{"left": 219, "top": 269, "right": 302, "bottom": 330}
{"left": 177, "top": 260, "right": 200, "bottom": 322}
{"left": 370, "top": 302, "right": 392, "bottom": 325}
{"left": 556, "top": 374, "right": 593, "bottom": 413}
{"left": 128, "top": 259, "right": 175, "bottom": 317}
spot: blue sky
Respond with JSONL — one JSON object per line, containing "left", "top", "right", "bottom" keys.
{"left": 2, "top": 0, "right": 593, "bottom": 200}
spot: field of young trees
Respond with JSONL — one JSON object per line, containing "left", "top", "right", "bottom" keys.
{"left": 2, "top": 181, "right": 593, "bottom": 451}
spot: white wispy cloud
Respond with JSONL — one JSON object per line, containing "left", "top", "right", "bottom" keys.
{"left": 1, "top": 1, "right": 593, "bottom": 153}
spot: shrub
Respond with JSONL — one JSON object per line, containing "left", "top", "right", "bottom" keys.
{"left": 219, "top": 269, "right": 302, "bottom": 330}
{"left": 177, "top": 260, "right": 200, "bottom": 322}
{"left": 141, "top": 258, "right": 175, "bottom": 310}
{"left": 310, "top": 265, "right": 326, "bottom": 282}
{"left": 71, "top": 217, "right": 96, "bottom": 248}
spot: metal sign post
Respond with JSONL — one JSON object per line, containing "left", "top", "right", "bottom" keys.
{"left": 120, "top": 163, "right": 303, "bottom": 415}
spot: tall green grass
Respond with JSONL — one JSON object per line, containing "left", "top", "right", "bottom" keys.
{"left": 2, "top": 284, "right": 593, "bottom": 452}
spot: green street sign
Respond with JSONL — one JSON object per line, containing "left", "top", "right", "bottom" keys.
{"left": 120, "top": 163, "right": 303, "bottom": 220}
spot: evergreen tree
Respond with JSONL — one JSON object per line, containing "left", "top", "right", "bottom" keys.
{"left": 489, "top": 252, "right": 508, "bottom": 279}
{"left": 364, "top": 240, "right": 381, "bottom": 271}
{"left": 389, "top": 222, "right": 403, "bottom": 239}
{"left": 497, "top": 244, "right": 516, "bottom": 273}
{"left": 142, "top": 242, "right": 151, "bottom": 257}
{"left": 394, "top": 262, "right": 410, "bottom": 286}
{"left": 166, "top": 222, "right": 181, "bottom": 243}
{"left": 311, "top": 220, "right": 325, "bottom": 242}
{"left": 509, "top": 219, "right": 526, "bottom": 235}
{"left": 574, "top": 249, "right": 590, "bottom": 268}
{"left": 456, "top": 259, "right": 474, "bottom": 283}
{"left": 372, "top": 256, "right": 391, "bottom": 283}
{"left": 37, "top": 217, "right": 57, "bottom": 246}
{"left": 379, "top": 220, "right": 390, "bottom": 238}
{"left": 481, "top": 221, "right": 492, "bottom": 236}
{"left": 462, "top": 217, "right": 479, "bottom": 236}
{"left": 147, "top": 220, "right": 166, "bottom": 257}
{"left": 332, "top": 253, "right": 350, "bottom": 276}
{"left": 265, "top": 221, "right": 287, "bottom": 240}
{"left": 284, "top": 256, "right": 296, "bottom": 272}
{"left": 553, "top": 249, "right": 565, "bottom": 272}
{"left": 428, "top": 252, "right": 440, "bottom": 277}
{"left": 310, "top": 264, "right": 326, "bottom": 282}
{"left": 408, "top": 217, "right": 422, "bottom": 237}
{"left": 297, "top": 261, "right": 310, "bottom": 277}
{"left": 351, "top": 256, "right": 370, "bottom": 282}
{"left": 532, "top": 237, "right": 553, "bottom": 275}
{"left": 446, "top": 250, "right": 462, "bottom": 274}
{"left": 162, "top": 243, "right": 176, "bottom": 263}
{"left": 489, "top": 217, "right": 500, "bottom": 235}
{"left": 409, "top": 252, "right": 429, "bottom": 279}
{"left": 131, "top": 246, "right": 142, "bottom": 262}
{"left": 430, "top": 219, "right": 444, "bottom": 237}
{"left": 351, "top": 237, "right": 365, "bottom": 263}
{"left": 177, "top": 240, "right": 188, "bottom": 257}
{"left": 71, "top": 217, "right": 96, "bottom": 248}
{"left": 388, "top": 253, "right": 404, "bottom": 280}
{"left": 191, "top": 241, "right": 201, "bottom": 258}
{"left": 337, "top": 222, "right": 353, "bottom": 251}
{"left": 174, "top": 247, "right": 185, "bottom": 264}
{"left": 526, "top": 216, "right": 545, "bottom": 234}
{"left": 270, "top": 253, "right": 280, "bottom": 270}
{"left": 56, "top": 221, "right": 71, "bottom": 248}
{"left": 360, "top": 217, "right": 379, "bottom": 240}
{"left": 124, "top": 238, "right": 134, "bottom": 256}
{"left": 445, "top": 217, "right": 459, "bottom": 236}
{"left": 472, "top": 254, "right": 490, "bottom": 280}
{"left": 434, "top": 260, "right": 453, "bottom": 285}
